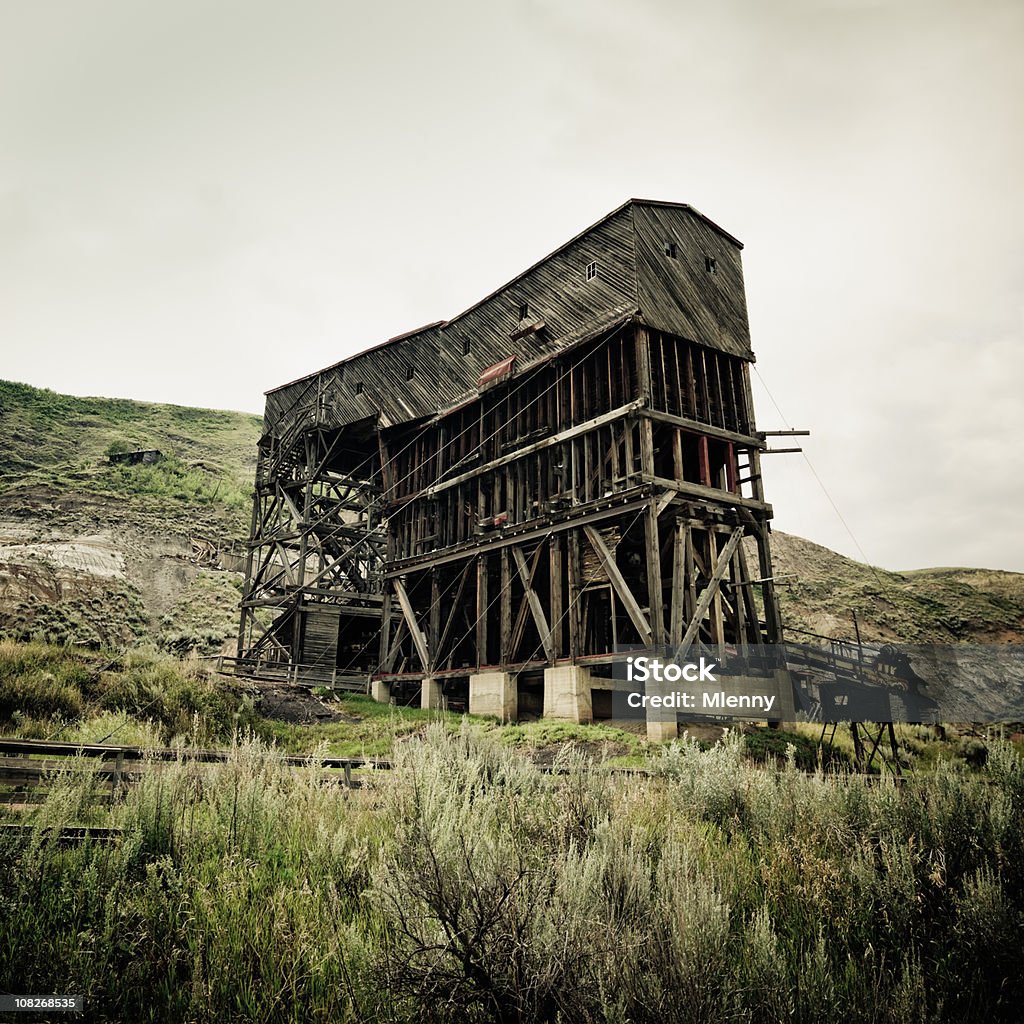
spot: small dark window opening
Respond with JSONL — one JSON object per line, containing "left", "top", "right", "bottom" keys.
{"left": 518, "top": 302, "right": 529, "bottom": 321}
{"left": 704, "top": 256, "right": 717, "bottom": 274}
{"left": 406, "top": 364, "right": 415, "bottom": 381}
{"left": 355, "top": 381, "right": 364, "bottom": 395}
{"left": 664, "top": 241, "right": 678, "bottom": 258}
{"left": 463, "top": 337, "right": 471, "bottom": 356}
{"left": 585, "top": 261, "right": 598, "bottom": 281}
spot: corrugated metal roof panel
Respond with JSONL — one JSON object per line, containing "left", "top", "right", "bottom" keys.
{"left": 477, "top": 355, "right": 516, "bottom": 387}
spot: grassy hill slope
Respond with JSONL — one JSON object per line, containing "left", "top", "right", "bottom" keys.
{"left": 767, "top": 531, "right": 1024, "bottom": 644}
{"left": 0, "top": 380, "right": 262, "bottom": 649}
{"left": 0, "top": 378, "right": 261, "bottom": 534}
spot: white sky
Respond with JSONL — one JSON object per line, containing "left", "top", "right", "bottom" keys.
{"left": 3, "top": 0, "right": 1023, "bottom": 571}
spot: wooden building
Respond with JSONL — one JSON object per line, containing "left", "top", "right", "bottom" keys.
{"left": 238, "top": 199, "right": 793, "bottom": 738}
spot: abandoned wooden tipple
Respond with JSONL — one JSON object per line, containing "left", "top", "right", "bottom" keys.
{"left": 238, "top": 199, "right": 796, "bottom": 739}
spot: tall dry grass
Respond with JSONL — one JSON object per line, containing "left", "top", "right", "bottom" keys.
{"left": 2, "top": 725, "right": 1022, "bottom": 1022}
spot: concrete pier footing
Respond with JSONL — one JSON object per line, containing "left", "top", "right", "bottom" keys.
{"left": 420, "top": 677, "right": 444, "bottom": 710}
{"left": 469, "top": 671, "right": 517, "bottom": 721}
{"left": 543, "top": 665, "right": 593, "bottom": 723}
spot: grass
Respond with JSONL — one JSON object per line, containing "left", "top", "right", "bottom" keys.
{"left": 1, "top": 725, "right": 1023, "bottom": 1022}
{"left": 0, "top": 640, "right": 260, "bottom": 746}
{"left": 2, "top": 581, "right": 149, "bottom": 649}
{"left": 255, "top": 693, "right": 468, "bottom": 758}
{"left": 157, "top": 570, "right": 244, "bottom": 656}
{"left": 0, "top": 378, "right": 261, "bottom": 534}
{"left": 3, "top": 642, "right": 1024, "bottom": 1019}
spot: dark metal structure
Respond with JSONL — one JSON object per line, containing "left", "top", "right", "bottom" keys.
{"left": 238, "top": 199, "right": 793, "bottom": 736}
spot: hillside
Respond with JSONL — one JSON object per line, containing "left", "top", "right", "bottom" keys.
{"left": 0, "top": 379, "right": 262, "bottom": 650}
{"left": 764, "top": 532, "right": 1024, "bottom": 645}
{"left": 1, "top": 378, "right": 1021, "bottom": 653}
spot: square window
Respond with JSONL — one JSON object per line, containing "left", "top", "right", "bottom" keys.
{"left": 355, "top": 381, "right": 364, "bottom": 395}
{"left": 664, "top": 241, "right": 678, "bottom": 258}
{"left": 406, "top": 364, "right": 415, "bottom": 381}
{"left": 518, "top": 302, "right": 529, "bottom": 321}
{"left": 705, "top": 256, "right": 717, "bottom": 274}
{"left": 585, "top": 261, "right": 598, "bottom": 281}
{"left": 463, "top": 337, "right": 471, "bottom": 356}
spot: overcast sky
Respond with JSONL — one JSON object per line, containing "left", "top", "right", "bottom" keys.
{"left": 3, "top": 0, "right": 1022, "bottom": 572}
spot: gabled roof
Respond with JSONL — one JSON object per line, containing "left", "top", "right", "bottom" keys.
{"left": 265, "top": 199, "right": 743, "bottom": 396}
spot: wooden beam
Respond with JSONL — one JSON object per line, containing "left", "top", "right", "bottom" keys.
{"left": 500, "top": 548, "right": 512, "bottom": 662}
{"left": 549, "top": 537, "right": 563, "bottom": 658}
{"left": 640, "top": 474, "right": 771, "bottom": 514}
{"left": 511, "top": 545, "right": 555, "bottom": 661}
{"left": 645, "top": 498, "right": 665, "bottom": 644}
{"left": 567, "top": 528, "right": 582, "bottom": 659}
{"left": 670, "top": 522, "right": 685, "bottom": 645}
{"left": 678, "top": 527, "right": 744, "bottom": 654}
{"left": 583, "top": 525, "right": 653, "bottom": 646}
{"left": 393, "top": 579, "right": 430, "bottom": 670}
{"left": 642, "top": 408, "right": 764, "bottom": 451}
{"left": 426, "top": 399, "right": 645, "bottom": 496}
{"left": 476, "top": 555, "right": 488, "bottom": 668}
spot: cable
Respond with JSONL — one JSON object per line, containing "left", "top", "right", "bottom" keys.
{"left": 751, "top": 364, "right": 898, "bottom": 599}
{"left": 300, "top": 323, "right": 635, "bottom": 677}
{"left": 453, "top": 503, "right": 652, "bottom": 678}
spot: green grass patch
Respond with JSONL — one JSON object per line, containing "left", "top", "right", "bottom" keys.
{"left": 0, "top": 640, "right": 259, "bottom": 746}
{"left": 254, "top": 693, "right": 469, "bottom": 757}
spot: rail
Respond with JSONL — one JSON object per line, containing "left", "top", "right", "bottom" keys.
{"left": 0, "top": 738, "right": 390, "bottom": 806}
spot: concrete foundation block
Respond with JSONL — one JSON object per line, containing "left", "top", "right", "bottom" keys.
{"left": 543, "top": 665, "right": 594, "bottom": 723}
{"left": 646, "top": 717, "right": 679, "bottom": 743}
{"left": 469, "top": 671, "right": 517, "bottom": 722}
{"left": 421, "top": 677, "right": 444, "bottom": 710}
{"left": 370, "top": 679, "right": 392, "bottom": 704}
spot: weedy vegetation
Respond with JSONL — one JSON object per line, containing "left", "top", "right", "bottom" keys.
{"left": 1, "top": 715, "right": 1023, "bottom": 1023}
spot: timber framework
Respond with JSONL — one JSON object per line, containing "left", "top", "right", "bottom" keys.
{"left": 237, "top": 199, "right": 794, "bottom": 740}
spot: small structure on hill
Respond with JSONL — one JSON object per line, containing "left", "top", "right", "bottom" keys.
{"left": 108, "top": 449, "right": 163, "bottom": 466}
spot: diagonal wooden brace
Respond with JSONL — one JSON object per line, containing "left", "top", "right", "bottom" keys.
{"left": 393, "top": 579, "right": 431, "bottom": 671}
{"left": 677, "top": 527, "right": 745, "bottom": 655}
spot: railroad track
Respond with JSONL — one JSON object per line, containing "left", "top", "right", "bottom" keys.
{"left": 0, "top": 738, "right": 392, "bottom": 806}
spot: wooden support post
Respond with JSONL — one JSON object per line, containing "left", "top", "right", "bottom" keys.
{"left": 670, "top": 522, "right": 685, "bottom": 645}
{"left": 753, "top": 523, "right": 784, "bottom": 643}
{"left": 429, "top": 571, "right": 441, "bottom": 673}
{"left": 684, "top": 525, "right": 697, "bottom": 625}
{"left": 698, "top": 436, "right": 710, "bottom": 487}
{"left": 736, "top": 544, "right": 761, "bottom": 644}
{"left": 672, "top": 428, "right": 684, "bottom": 482}
{"left": 645, "top": 498, "right": 666, "bottom": 644}
{"left": 549, "top": 537, "right": 563, "bottom": 659}
{"left": 476, "top": 555, "right": 489, "bottom": 668}
{"left": 500, "top": 547, "right": 512, "bottom": 663}
{"left": 378, "top": 590, "right": 392, "bottom": 671}
{"left": 567, "top": 528, "right": 582, "bottom": 659}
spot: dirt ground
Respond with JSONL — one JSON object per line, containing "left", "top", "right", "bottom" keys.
{"left": 250, "top": 681, "right": 353, "bottom": 725}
